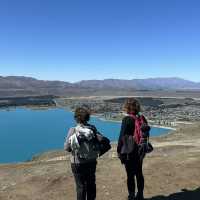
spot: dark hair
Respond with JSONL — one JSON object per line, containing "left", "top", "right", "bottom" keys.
{"left": 123, "top": 98, "right": 141, "bottom": 114}
{"left": 74, "top": 107, "right": 90, "bottom": 124}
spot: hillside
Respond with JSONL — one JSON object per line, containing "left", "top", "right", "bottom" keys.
{"left": 0, "top": 123, "right": 200, "bottom": 200}
{"left": 1, "top": 76, "right": 200, "bottom": 97}
{"left": 76, "top": 77, "right": 200, "bottom": 90}
{"left": 0, "top": 76, "right": 92, "bottom": 97}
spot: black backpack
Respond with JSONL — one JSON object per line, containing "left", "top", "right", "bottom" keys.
{"left": 96, "top": 133, "right": 111, "bottom": 157}
{"left": 87, "top": 125, "right": 111, "bottom": 157}
{"left": 119, "top": 134, "right": 138, "bottom": 163}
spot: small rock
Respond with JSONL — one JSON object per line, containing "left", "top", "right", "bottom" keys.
{"left": 105, "top": 191, "right": 110, "bottom": 195}
{"left": 102, "top": 185, "right": 106, "bottom": 189}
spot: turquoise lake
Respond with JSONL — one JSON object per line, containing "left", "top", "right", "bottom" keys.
{"left": 0, "top": 108, "right": 170, "bottom": 163}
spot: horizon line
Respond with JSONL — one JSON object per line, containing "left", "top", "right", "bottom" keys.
{"left": 0, "top": 74, "right": 200, "bottom": 84}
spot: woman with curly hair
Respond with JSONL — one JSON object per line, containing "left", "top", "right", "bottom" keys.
{"left": 64, "top": 107, "right": 99, "bottom": 200}
{"left": 117, "top": 98, "right": 150, "bottom": 200}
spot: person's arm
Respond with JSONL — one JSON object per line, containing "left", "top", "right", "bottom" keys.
{"left": 141, "top": 115, "right": 150, "bottom": 138}
{"left": 117, "top": 116, "right": 134, "bottom": 154}
{"left": 64, "top": 128, "right": 75, "bottom": 152}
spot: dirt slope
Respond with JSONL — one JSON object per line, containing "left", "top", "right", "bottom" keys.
{"left": 0, "top": 123, "right": 200, "bottom": 200}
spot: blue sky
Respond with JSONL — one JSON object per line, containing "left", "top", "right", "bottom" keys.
{"left": 0, "top": 0, "right": 200, "bottom": 82}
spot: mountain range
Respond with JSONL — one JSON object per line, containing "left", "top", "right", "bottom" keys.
{"left": 76, "top": 78, "right": 200, "bottom": 90}
{"left": 0, "top": 76, "right": 200, "bottom": 97}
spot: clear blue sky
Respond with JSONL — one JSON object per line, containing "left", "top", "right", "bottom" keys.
{"left": 0, "top": 0, "right": 200, "bottom": 82}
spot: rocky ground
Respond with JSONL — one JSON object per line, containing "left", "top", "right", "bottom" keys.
{"left": 0, "top": 123, "right": 200, "bottom": 200}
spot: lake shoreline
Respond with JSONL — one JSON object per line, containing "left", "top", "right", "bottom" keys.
{"left": 91, "top": 114, "right": 176, "bottom": 130}
{"left": 2, "top": 105, "right": 175, "bottom": 130}
{"left": 0, "top": 107, "right": 174, "bottom": 164}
